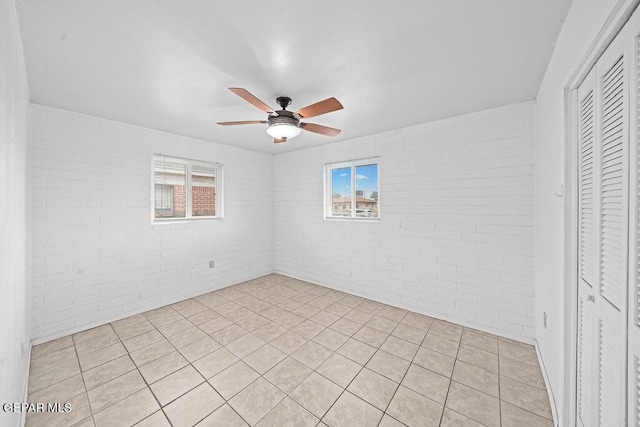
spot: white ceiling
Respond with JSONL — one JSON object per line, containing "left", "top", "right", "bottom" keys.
{"left": 17, "top": 0, "right": 572, "bottom": 154}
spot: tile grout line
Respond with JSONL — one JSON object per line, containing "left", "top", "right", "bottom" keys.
{"left": 219, "top": 281, "right": 327, "bottom": 426}
{"left": 29, "top": 275, "right": 548, "bottom": 427}
{"left": 140, "top": 309, "right": 220, "bottom": 426}
{"left": 305, "top": 301, "right": 404, "bottom": 424}
{"left": 176, "top": 282, "right": 328, "bottom": 425}
{"left": 441, "top": 329, "right": 464, "bottom": 426}
{"left": 307, "top": 339, "right": 370, "bottom": 424}
{"left": 92, "top": 311, "right": 197, "bottom": 424}
{"left": 139, "top": 311, "right": 219, "bottom": 425}
{"left": 239, "top": 289, "right": 376, "bottom": 424}
{"left": 60, "top": 296, "right": 334, "bottom": 421}
{"left": 371, "top": 309, "right": 413, "bottom": 427}
{"left": 69, "top": 336, "right": 93, "bottom": 425}
{"left": 261, "top": 280, "right": 401, "bottom": 423}
{"left": 211, "top": 297, "right": 362, "bottom": 425}
{"left": 76, "top": 326, "right": 122, "bottom": 422}
{"left": 448, "top": 331, "right": 504, "bottom": 426}
{"left": 114, "top": 307, "right": 228, "bottom": 425}
{"left": 382, "top": 313, "right": 439, "bottom": 426}
{"left": 90, "top": 321, "right": 169, "bottom": 424}
{"left": 498, "top": 348, "right": 502, "bottom": 427}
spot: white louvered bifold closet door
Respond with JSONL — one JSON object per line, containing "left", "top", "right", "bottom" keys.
{"left": 576, "top": 12, "right": 631, "bottom": 427}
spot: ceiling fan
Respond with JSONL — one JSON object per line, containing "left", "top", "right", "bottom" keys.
{"left": 218, "top": 88, "right": 343, "bottom": 143}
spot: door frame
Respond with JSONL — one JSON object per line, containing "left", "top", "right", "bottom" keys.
{"left": 563, "top": 0, "right": 639, "bottom": 425}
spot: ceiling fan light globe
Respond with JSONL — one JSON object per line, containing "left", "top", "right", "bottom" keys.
{"left": 266, "top": 123, "right": 301, "bottom": 139}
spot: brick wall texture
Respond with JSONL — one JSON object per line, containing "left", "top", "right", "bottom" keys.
{"left": 30, "top": 101, "right": 535, "bottom": 342}
{"left": 273, "top": 102, "right": 535, "bottom": 339}
{"left": 172, "top": 185, "right": 216, "bottom": 217}
{"left": 30, "top": 104, "right": 273, "bottom": 341}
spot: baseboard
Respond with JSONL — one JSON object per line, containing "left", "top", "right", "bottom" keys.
{"left": 27, "top": 269, "right": 557, "bottom": 426}
{"left": 31, "top": 270, "right": 272, "bottom": 346}
{"left": 535, "top": 342, "right": 559, "bottom": 427}
{"left": 35, "top": 268, "right": 536, "bottom": 347}
{"left": 276, "top": 270, "right": 559, "bottom": 423}
{"left": 273, "top": 269, "right": 536, "bottom": 345}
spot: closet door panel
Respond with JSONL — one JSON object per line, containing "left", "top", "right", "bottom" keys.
{"left": 577, "top": 68, "right": 597, "bottom": 427}
{"left": 580, "top": 70, "right": 597, "bottom": 290}
{"left": 599, "top": 53, "right": 627, "bottom": 310}
{"left": 595, "top": 26, "right": 630, "bottom": 427}
{"left": 578, "top": 292, "right": 595, "bottom": 426}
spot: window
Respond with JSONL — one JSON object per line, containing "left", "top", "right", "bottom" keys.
{"left": 324, "top": 158, "right": 379, "bottom": 219}
{"left": 154, "top": 184, "right": 174, "bottom": 210}
{"left": 152, "top": 155, "right": 223, "bottom": 221}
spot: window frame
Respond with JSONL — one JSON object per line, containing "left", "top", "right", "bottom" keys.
{"left": 324, "top": 157, "right": 380, "bottom": 221}
{"left": 151, "top": 154, "right": 224, "bottom": 222}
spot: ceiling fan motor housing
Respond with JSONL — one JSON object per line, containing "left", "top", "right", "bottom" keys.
{"left": 268, "top": 110, "right": 300, "bottom": 128}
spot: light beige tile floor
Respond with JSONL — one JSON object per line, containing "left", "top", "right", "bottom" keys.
{"left": 26, "top": 274, "right": 553, "bottom": 427}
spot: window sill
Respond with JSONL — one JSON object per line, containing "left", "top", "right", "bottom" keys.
{"left": 324, "top": 216, "right": 380, "bottom": 222}
{"left": 152, "top": 216, "right": 223, "bottom": 224}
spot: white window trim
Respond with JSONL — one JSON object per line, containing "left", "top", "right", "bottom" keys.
{"left": 324, "top": 157, "right": 380, "bottom": 221}
{"left": 151, "top": 154, "right": 224, "bottom": 222}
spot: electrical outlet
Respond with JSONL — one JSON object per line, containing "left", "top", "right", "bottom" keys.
{"left": 543, "top": 312, "right": 547, "bottom": 329}
{"left": 209, "top": 260, "right": 215, "bottom": 269}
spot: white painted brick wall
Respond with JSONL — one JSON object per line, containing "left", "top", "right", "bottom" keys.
{"left": 274, "top": 102, "right": 535, "bottom": 339}
{"left": 30, "top": 105, "right": 274, "bottom": 341}
{"left": 30, "top": 101, "right": 535, "bottom": 342}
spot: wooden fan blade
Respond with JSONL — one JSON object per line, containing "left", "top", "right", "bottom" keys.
{"left": 217, "top": 120, "right": 267, "bottom": 126}
{"left": 229, "top": 88, "right": 274, "bottom": 113}
{"left": 274, "top": 137, "right": 287, "bottom": 143}
{"left": 300, "top": 122, "right": 341, "bottom": 137}
{"left": 296, "top": 97, "right": 343, "bottom": 118}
